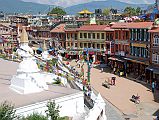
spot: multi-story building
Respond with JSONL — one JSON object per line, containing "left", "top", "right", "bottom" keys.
{"left": 110, "top": 23, "right": 130, "bottom": 73}
{"left": 110, "top": 22, "right": 153, "bottom": 78}
{"left": 76, "top": 25, "right": 114, "bottom": 62}
{"left": 50, "top": 24, "right": 66, "bottom": 48}
{"left": 147, "top": 25, "right": 159, "bottom": 87}
{"left": 126, "top": 22, "right": 153, "bottom": 77}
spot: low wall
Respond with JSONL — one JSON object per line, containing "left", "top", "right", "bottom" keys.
{"left": 15, "top": 91, "right": 84, "bottom": 118}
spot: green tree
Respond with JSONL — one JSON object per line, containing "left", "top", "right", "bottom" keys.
{"left": 0, "top": 101, "right": 17, "bottom": 120}
{"left": 136, "top": 7, "right": 141, "bottom": 15}
{"left": 48, "top": 7, "right": 66, "bottom": 16}
{"left": 22, "top": 113, "right": 48, "bottom": 120}
{"left": 103, "top": 8, "right": 110, "bottom": 16}
{"left": 124, "top": 7, "right": 137, "bottom": 16}
{"left": 45, "top": 100, "right": 61, "bottom": 120}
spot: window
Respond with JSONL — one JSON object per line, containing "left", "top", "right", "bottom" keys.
{"left": 101, "top": 33, "right": 104, "bottom": 39}
{"left": 137, "top": 29, "right": 140, "bottom": 40}
{"left": 97, "top": 33, "right": 100, "bottom": 39}
{"left": 75, "top": 43, "right": 77, "bottom": 47}
{"left": 106, "top": 34, "right": 109, "bottom": 41}
{"left": 84, "top": 43, "right": 87, "bottom": 48}
{"left": 67, "top": 33, "right": 70, "bottom": 39}
{"left": 97, "top": 44, "right": 100, "bottom": 49}
{"left": 115, "top": 31, "right": 118, "bottom": 39}
{"left": 133, "top": 29, "right": 136, "bottom": 40}
{"left": 126, "top": 31, "right": 129, "bottom": 39}
{"left": 101, "top": 44, "right": 104, "bottom": 49}
{"left": 92, "top": 43, "right": 95, "bottom": 48}
{"left": 119, "top": 31, "right": 121, "bottom": 40}
{"left": 144, "top": 29, "right": 147, "bottom": 41}
{"left": 80, "top": 43, "right": 83, "bottom": 48}
{"left": 152, "top": 54, "right": 159, "bottom": 63}
{"left": 84, "top": 33, "right": 87, "bottom": 38}
{"left": 75, "top": 33, "right": 77, "bottom": 40}
{"left": 92, "top": 33, "right": 96, "bottom": 39}
{"left": 88, "top": 43, "right": 91, "bottom": 48}
{"left": 110, "top": 34, "right": 113, "bottom": 40}
{"left": 153, "top": 34, "right": 159, "bottom": 46}
{"left": 80, "top": 33, "right": 83, "bottom": 38}
{"left": 88, "top": 33, "right": 91, "bottom": 39}
{"left": 141, "top": 29, "right": 144, "bottom": 41}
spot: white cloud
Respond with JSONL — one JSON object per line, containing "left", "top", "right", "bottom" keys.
{"left": 22, "top": 0, "right": 154, "bottom": 7}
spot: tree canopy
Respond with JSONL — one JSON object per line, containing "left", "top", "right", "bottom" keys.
{"left": 103, "top": 8, "right": 110, "bottom": 16}
{"left": 124, "top": 6, "right": 142, "bottom": 16}
{"left": 48, "top": 7, "right": 66, "bottom": 16}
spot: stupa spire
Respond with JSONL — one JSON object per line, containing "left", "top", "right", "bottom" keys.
{"left": 20, "top": 27, "right": 28, "bottom": 43}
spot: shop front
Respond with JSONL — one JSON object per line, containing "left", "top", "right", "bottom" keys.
{"left": 124, "top": 57, "right": 149, "bottom": 81}
{"left": 146, "top": 65, "right": 159, "bottom": 89}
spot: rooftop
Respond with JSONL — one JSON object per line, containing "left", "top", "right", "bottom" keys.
{"left": 78, "top": 9, "right": 93, "bottom": 14}
{"left": 0, "top": 58, "right": 80, "bottom": 108}
{"left": 148, "top": 26, "right": 159, "bottom": 32}
{"left": 50, "top": 24, "right": 65, "bottom": 33}
{"left": 77, "top": 25, "right": 114, "bottom": 31}
{"left": 111, "top": 22, "right": 153, "bottom": 29}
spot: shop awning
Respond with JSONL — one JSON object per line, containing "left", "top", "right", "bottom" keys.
{"left": 124, "top": 57, "right": 149, "bottom": 65}
{"left": 146, "top": 66, "right": 159, "bottom": 74}
{"left": 108, "top": 57, "right": 125, "bottom": 62}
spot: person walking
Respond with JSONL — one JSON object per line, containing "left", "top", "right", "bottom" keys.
{"left": 152, "top": 81, "right": 155, "bottom": 93}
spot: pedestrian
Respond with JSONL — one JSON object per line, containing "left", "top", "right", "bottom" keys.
{"left": 113, "top": 67, "right": 116, "bottom": 74}
{"left": 111, "top": 77, "right": 116, "bottom": 85}
{"left": 152, "top": 81, "right": 155, "bottom": 93}
{"left": 101, "top": 67, "right": 103, "bottom": 72}
{"left": 77, "top": 60, "right": 80, "bottom": 68}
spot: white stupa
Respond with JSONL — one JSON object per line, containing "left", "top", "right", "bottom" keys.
{"left": 42, "top": 40, "right": 52, "bottom": 60}
{"left": 10, "top": 28, "right": 48, "bottom": 94}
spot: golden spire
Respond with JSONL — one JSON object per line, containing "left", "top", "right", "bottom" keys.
{"left": 20, "top": 27, "right": 28, "bottom": 43}
{"left": 43, "top": 40, "right": 47, "bottom": 51}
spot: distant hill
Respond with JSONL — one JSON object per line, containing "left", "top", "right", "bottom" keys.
{"left": 65, "top": 0, "right": 149, "bottom": 15}
{"left": 0, "top": 0, "right": 53, "bottom": 14}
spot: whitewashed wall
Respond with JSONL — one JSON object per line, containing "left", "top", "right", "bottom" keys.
{"left": 15, "top": 91, "right": 84, "bottom": 118}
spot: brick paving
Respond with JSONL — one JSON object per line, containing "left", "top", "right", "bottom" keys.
{"left": 68, "top": 60, "right": 159, "bottom": 120}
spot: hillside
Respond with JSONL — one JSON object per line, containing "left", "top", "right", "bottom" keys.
{"left": 0, "top": 0, "right": 52, "bottom": 14}
{"left": 65, "top": 0, "right": 149, "bottom": 15}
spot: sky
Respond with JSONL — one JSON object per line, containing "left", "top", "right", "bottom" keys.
{"left": 22, "top": 0, "right": 155, "bottom": 7}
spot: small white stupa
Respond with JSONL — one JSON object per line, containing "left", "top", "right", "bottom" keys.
{"left": 42, "top": 40, "right": 52, "bottom": 60}
{"left": 10, "top": 27, "right": 48, "bottom": 94}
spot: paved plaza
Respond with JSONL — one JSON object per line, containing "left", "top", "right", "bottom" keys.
{"left": 0, "top": 58, "right": 159, "bottom": 120}
{"left": 69, "top": 60, "right": 159, "bottom": 120}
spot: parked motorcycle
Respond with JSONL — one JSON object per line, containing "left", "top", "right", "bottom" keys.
{"left": 130, "top": 94, "right": 140, "bottom": 104}
{"left": 102, "top": 80, "right": 110, "bottom": 89}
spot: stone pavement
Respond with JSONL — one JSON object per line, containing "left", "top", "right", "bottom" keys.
{"left": 104, "top": 97, "right": 125, "bottom": 120}
{"left": 68, "top": 60, "right": 159, "bottom": 120}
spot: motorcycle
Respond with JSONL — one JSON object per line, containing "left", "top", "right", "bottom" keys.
{"left": 102, "top": 80, "right": 110, "bottom": 89}
{"left": 130, "top": 94, "right": 140, "bottom": 104}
